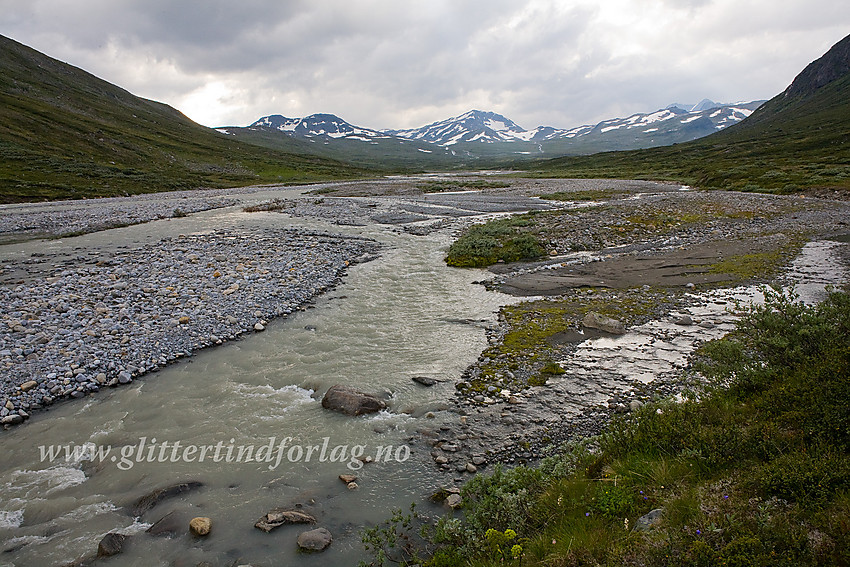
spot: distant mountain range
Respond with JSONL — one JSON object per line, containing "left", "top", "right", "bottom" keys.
{"left": 227, "top": 100, "right": 764, "bottom": 167}
{"left": 385, "top": 104, "right": 762, "bottom": 146}
{"left": 528, "top": 33, "right": 850, "bottom": 194}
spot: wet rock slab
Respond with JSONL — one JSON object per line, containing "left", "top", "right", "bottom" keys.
{"left": 130, "top": 481, "right": 205, "bottom": 516}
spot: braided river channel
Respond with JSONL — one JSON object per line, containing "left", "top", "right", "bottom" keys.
{"left": 0, "top": 185, "right": 526, "bottom": 566}
{"left": 0, "top": 181, "right": 847, "bottom": 566}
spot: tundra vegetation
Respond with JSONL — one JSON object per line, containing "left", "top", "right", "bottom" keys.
{"left": 362, "top": 287, "right": 850, "bottom": 567}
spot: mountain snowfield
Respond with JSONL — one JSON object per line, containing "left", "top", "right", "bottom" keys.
{"left": 388, "top": 106, "right": 761, "bottom": 146}
{"left": 250, "top": 113, "right": 395, "bottom": 142}
{"left": 246, "top": 103, "right": 763, "bottom": 150}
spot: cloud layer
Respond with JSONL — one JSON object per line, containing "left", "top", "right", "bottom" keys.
{"left": 2, "top": 0, "right": 847, "bottom": 129}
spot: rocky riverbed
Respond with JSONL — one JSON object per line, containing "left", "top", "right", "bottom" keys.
{"left": 0, "top": 228, "right": 379, "bottom": 426}
{"left": 411, "top": 185, "right": 850, "bottom": 482}
{"left": 1, "top": 177, "right": 849, "bottom": 565}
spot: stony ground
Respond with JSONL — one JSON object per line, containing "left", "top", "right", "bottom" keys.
{"left": 394, "top": 182, "right": 850, "bottom": 481}
{"left": 0, "top": 228, "right": 378, "bottom": 425}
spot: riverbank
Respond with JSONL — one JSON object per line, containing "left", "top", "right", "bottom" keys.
{"left": 391, "top": 287, "right": 850, "bottom": 567}
{"left": 413, "top": 186, "right": 850, "bottom": 478}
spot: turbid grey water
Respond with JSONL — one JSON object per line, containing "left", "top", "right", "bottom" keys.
{"left": 0, "top": 185, "right": 522, "bottom": 566}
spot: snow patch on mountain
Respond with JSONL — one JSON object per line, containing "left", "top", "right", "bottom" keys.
{"left": 245, "top": 99, "right": 764, "bottom": 155}
{"left": 250, "top": 113, "right": 385, "bottom": 142}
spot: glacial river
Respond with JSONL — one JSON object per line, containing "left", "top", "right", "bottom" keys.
{"left": 0, "top": 186, "right": 519, "bottom": 566}
{"left": 0, "top": 183, "right": 847, "bottom": 567}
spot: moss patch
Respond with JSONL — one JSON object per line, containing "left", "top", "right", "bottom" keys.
{"left": 460, "top": 288, "right": 686, "bottom": 396}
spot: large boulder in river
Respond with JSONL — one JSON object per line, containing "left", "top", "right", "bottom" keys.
{"left": 582, "top": 311, "right": 626, "bottom": 335}
{"left": 297, "top": 527, "right": 333, "bottom": 552}
{"left": 97, "top": 532, "right": 128, "bottom": 557}
{"left": 321, "top": 385, "right": 386, "bottom": 416}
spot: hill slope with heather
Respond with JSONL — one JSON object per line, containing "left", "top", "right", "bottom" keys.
{"left": 0, "top": 35, "right": 369, "bottom": 203}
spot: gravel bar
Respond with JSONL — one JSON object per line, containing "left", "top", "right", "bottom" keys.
{"left": 0, "top": 228, "right": 379, "bottom": 426}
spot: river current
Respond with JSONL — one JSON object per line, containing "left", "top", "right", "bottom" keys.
{"left": 0, "top": 186, "right": 519, "bottom": 566}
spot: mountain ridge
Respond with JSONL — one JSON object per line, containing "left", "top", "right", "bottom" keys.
{"left": 241, "top": 101, "right": 764, "bottom": 156}
{"left": 526, "top": 33, "right": 850, "bottom": 194}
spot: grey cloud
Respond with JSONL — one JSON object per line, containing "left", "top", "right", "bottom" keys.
{"left": 1, "top": 1, "right": 848, "bottom": 130}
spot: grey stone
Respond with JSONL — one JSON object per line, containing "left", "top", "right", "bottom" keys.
{"left": 412, "top": 376, "right": 437, "bottom": 387}
{"left": 582, "top": 312, "right": 626, "bottom": 335}
{"left": 321, "top": 384, "right": 386, "bottom": 416}
{"left": 255, "top": 509, "right": 317, "bottom": 532}
{"left": 297, "top": 527, "right": 332, "bottom": 552}
{"left": 445, "top": 494, "right": 462, "bottom": 509}
{"left": 635, "top": 508, "right": 664, "bottom": 532}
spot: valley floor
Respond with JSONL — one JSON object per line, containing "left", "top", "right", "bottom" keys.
{"left": 0, "top": 177, "right": 848, "bottom": 566}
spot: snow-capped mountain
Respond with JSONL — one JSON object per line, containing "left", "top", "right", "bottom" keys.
{"left": 579, "top": 103, "right": 760, "bottom": 137}
{"left": 250, "top": 113, "right": 390, "bottom": 141}
{"left": 389, "top": 104, "right": 761, "bottom": 148}
{"left": 387, "top": 110, "right": 534, "bottom": 145}
{"left": 235, "top": 100, "right": 764, "bottom": 167}
{"left": 387, "top": 102, "right": 764, "bottom": 148}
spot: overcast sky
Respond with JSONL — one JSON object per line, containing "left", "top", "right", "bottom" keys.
{"left": 1, "top": 1, "right": 848, "bottom": 130}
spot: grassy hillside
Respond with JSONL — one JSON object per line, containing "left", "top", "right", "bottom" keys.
{"left": 0, "top": 35, "right": 370, "bottom": 203}
{"left": 524, "top": 39, "right": 850, "bottom": 194}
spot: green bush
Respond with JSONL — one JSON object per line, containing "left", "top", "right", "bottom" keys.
{"left": 461, "top": 465, "right": 546, "bottom": 534}
{"left": 755, "top": 451, "right": 850, "bottom": 504}
{"left": 445, "top": 216, "right": 545, "bottom": 267}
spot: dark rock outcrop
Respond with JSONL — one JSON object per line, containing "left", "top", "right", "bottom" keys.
{"left": 321, "top": 384, "right": 386, "bottom": 416}
{"left": 255, "top": 509, "right": 317, "bottom": 532}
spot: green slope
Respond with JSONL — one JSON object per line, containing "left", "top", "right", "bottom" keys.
{"left": 223, "top": 125, "right": 465, "bottom": 172}
{"left": 525, "top": 36, "right": 850, "bottom": 193}
{"left": 0, "top": 35, "right": 370, "bottom": 203}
